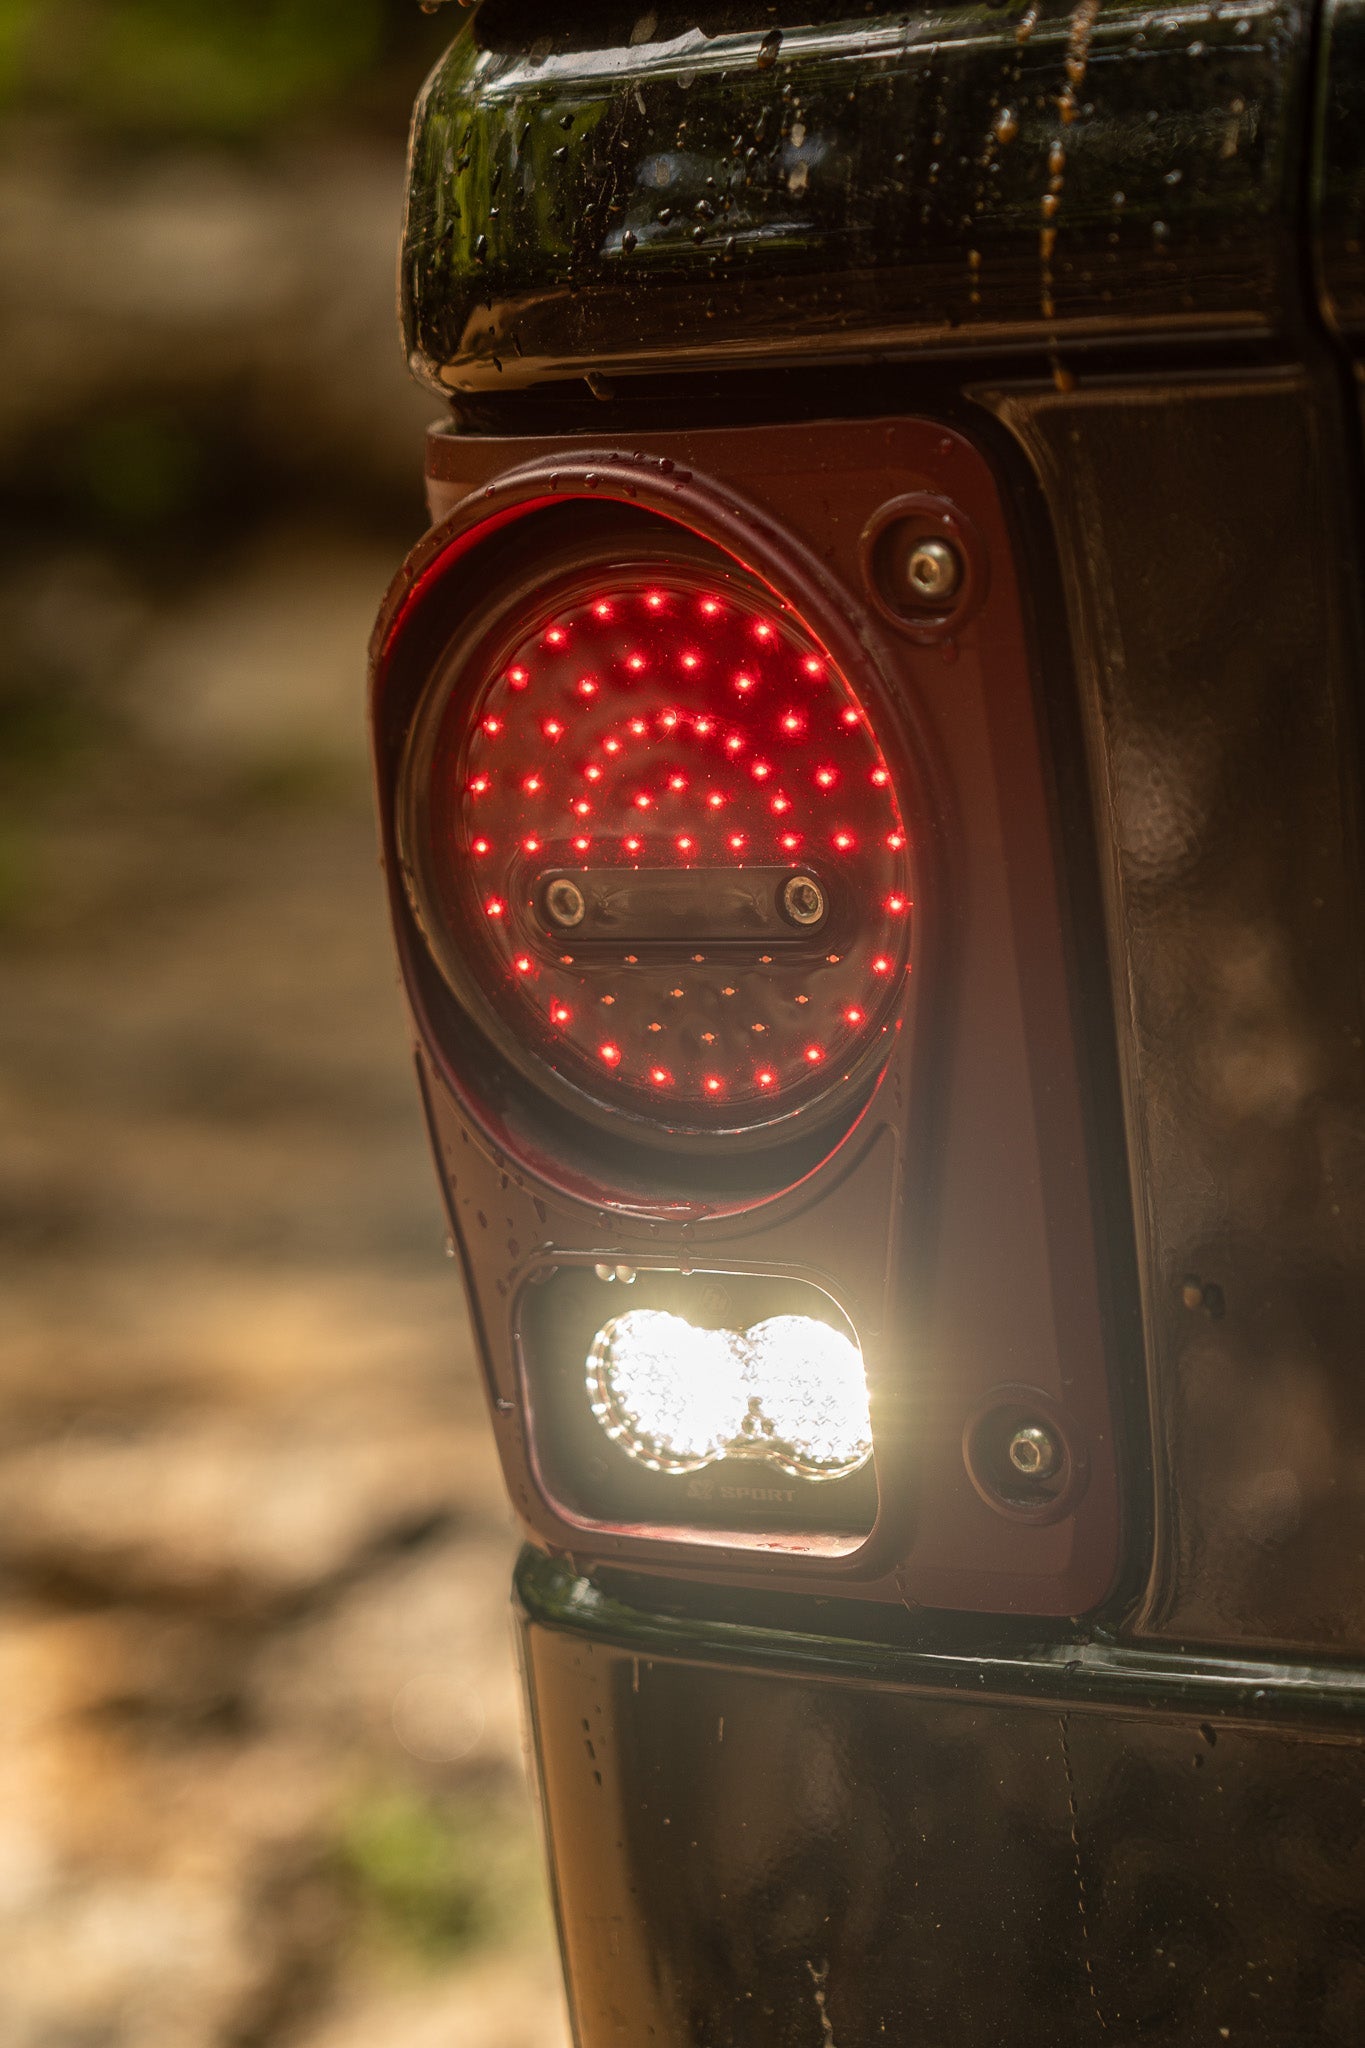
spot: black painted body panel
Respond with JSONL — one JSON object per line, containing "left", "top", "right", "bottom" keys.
{"left": 983, "top": 372, "right": 1365, "bottom": 1655}
{"left": 521, "top": 1552, "right": 1365, "bottom": 2046}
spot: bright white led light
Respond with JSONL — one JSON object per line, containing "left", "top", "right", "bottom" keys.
{"left": 588, "top": 1311, "right": 750, "bottom": 1473}
{"left": 588, "top": 1308, "right": 873, "bottom": 1483}
{"left": 742, "top": 1316, "right": 872, "bottom": 1478}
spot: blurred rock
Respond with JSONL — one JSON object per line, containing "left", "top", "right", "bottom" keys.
{"left": 0, "top": 125, "right": 437, "bottom": 494}
{"left": 124, "top": 524, "right": 395, "bottom": 770}
{"left": 0, "top": 1414, "right": 471, "bottom": 1615}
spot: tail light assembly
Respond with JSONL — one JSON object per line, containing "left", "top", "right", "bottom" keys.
{"left": 371, "top": 420, "right": 1129, "bottom": 1617}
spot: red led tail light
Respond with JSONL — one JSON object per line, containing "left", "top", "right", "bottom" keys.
{"left": 403, "top": 563, "right": 912, "bottom": 1136}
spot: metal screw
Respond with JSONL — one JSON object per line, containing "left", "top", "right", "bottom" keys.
{"left": 544, "top": 877, "right": 586, "bottom": 928}
{"left": 1007, "top": 1423, "right": 1059, "bottom": 1482}
{"left": 781, "top": 873, "right": 827, "bottom": 927}
{"left": 904, "top": 537, "right": 962, "bottom": 607}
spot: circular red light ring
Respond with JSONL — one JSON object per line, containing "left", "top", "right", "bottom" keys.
{"left": 415, "top": 566, "right": 913, "bottom": 1132}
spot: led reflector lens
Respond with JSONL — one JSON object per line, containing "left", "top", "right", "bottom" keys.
{"left": 588, "top": 1308, "right": 872, "bottom": 1481}
{"left": 408, "top": 563, "right": 913, "bottom": 1133}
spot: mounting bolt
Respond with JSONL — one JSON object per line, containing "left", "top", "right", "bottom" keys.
{"left": 1007, "top": 1422, "right": 1059, "bottom": 1482}
{"left": 781, "top": 873, "right": 827, "bottom": 927}
{"left": 544, "top": 877, "right": 587, "bottom": 928}
{"left": 904, "top": 537, "right": 962, "bottom": 607}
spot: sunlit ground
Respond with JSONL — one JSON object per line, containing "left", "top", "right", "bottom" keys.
{"left": 0, "top": 9, "right": 570, "bottom": 2038}
{"left": 0, "top": 518, "right": 570, "bottom": 2048}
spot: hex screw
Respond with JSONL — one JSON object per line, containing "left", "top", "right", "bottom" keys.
{"left": 544, "top": 877, "right": 587, "bottom": 928}
{"left": 904, "top": 537, "right": 963, "bottom": 607}
{"left": 781, "top": 873, "right": 827, "bottom": 927}
{"left": 1007, "top": 1422, "right": 1059, "bottom": 1482}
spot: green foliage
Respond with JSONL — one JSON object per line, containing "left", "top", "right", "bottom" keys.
{"left": 69, "top": 411, "right": 207, "bottom": 534}
{"left": 335, "top": 1784, "right": 546, "bottom": 1966}
{"left": 1, "top": 0, "right": 393, "bottom": 139}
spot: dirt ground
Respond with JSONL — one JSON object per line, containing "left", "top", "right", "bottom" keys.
{"left": 0, "top": 521, "right": 569, "bottom": 2045}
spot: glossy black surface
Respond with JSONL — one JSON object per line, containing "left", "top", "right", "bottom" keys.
{"left": 1315, "top": 0, "right": 1365, "bottom": 338}
{"left": 521, "top": 1552, "right": 1365, "bottom": 2045}
{"left": 988, "top": 370, "right": 1365, "bottom": 1655}
{"left": 405, "top": 0, "right": 1310, "bottom": 391}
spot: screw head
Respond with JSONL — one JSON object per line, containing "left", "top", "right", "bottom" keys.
{"left": 781, "top": 873, "right": 827, "bottom": 927}
{"left": 544, "top": 877, "right": 587, "bottom": 928}
{"left": 1007, "top": 1423, "right": 1058, "bottom": 1482}
{"left": 904, "top": 537, "right": 962, "bottom": 606}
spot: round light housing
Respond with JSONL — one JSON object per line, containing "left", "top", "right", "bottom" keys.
{"left": 404, "top": 561, "right": 913, "bottom": 1136}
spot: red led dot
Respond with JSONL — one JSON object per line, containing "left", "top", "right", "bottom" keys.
{"left": 645, "top": 591, "right": 666, "bottom": 611}
{"left": 676, "top": 835, "right": 695, "bottom": 854}
{"left": 668, "top": 773, "right": 688, "bottom": 792}
{"left": 624, "top": 835, "right": 643, "bottom": 854}
{"left": 802, "top": 657, "right": 823, "bottom": 677}
{"left": 485, "top": 897, "right": 506, "bottom": 918}
{"left": 573, "top": 835, "right": 590, "bottom": 852}
{"left": 523, "top": 773, "right": 543, "bottom": 795}
{"left": 804, "top": 1044, "right": 825, "bottom": 1065}
{"left": 604, "top": 737, "right": 622, "bottom": 755}
{"left": 471, "top": 837, "right": 491, "bottom": 856}
{"left": 728, "top": 832, "right": 747, "bottom": 852}
{"left": 815, "top": 767, "right": 837, "bottom": 789}
{"left": 659, "top": 709, "right": 680, "bottom": 731}
{"left": 572, "top": 799, "right": 592, "bottom": 816}
{"left": 844, "top": 1006, "right": 865, "bottom": 1026}
{"left": 514, "top": 954, "right": 533, "bottom": 974}
{"left": 703, "top": 1075, "right": 724, "bottom": 1095}
{"left": 584, "top": 764, "right": 602, "bottom": 782}
{"left": 542, "top": 717, "right": 563, "bottom": 740}
{"left": 751, "top": 761, "right": 772, "bottom": 781}
{"left": 734, "top": 672, "right": 755, "bottom": 693}
{"left": 833, "top": 830, "right": 855, "bottom": 850}
{"left": 550, "top": 1002, "right": 571, "bottom": 1024}
{"left": 599, "top": 1043, "right": 622, "bottom": 1068}
{"left": 770, "top": 794, "right": 791, "bottom": 815}
{"left": 754, "top": 622, "right": 774, "bottom": 642}
{"left": 872, "top": 955, "right": 892, "bottom": 975}
{"left": 630, "top": 718, "right": 648, "bottom": 737}
{"left": 577, "top": 676, "right": 598, "bottom": 698}
{"left": 522, "top": 834, "right": 541, "bottom": 854}
{"left": 507, "top": 666, "right": 529, "bottom": 690}
{"left": 591, "top": 600, "right": 613, "bottom": 620}
{"left": 707, "top": 791, "right": 725, "bottom": 810}
{"left": 841, "top": 707, "right": 860, "bottom": 727}
{"left": 871, "top": 767, "right": 890, "bottom": 787}
{"left": 779, "top": 831, "right": 802, "bottom": 851}
{"left": 700, "top": 598, "right": 722, "bottom": 617}
{"left": 780, "top": 712, "right": 804, "bottom": 734}
{"left": 633, "top": 791, "right": 652, "bottom": 810}
{"left": 887, "top": 830, "right": 906, "bottom": 850}
{"left": 681, "top": 653, "right": 701, "bottom": 671}
{"left": 469, "top": 774, "right": 491, "bottom": 796}
{"left": 694, "top": 715, "right": 714, "bottom": 736}
{"left": 544, "top": 626, "right": 567, "bottom": 648}
{"left": 725, "top": 734, "right": 745, "bottom": 754}
{"left": 650, "top": 1066, "right": 674, "bottom": 1087}
{"left": 756, "top": 1068, "right": 777, "bottom": 1089}
{"left": 886, "top": 893, "right": 908, "bottom": 914}
{"left": 482, "top": 715, "right": 503, "bottom": 735}
{"left": 626, "top": 654, "right": 646, "bottom": 673}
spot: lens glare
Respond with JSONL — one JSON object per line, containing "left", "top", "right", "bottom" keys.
{"left": 588, "top": 1307, "right": 872, "bottom": 1481}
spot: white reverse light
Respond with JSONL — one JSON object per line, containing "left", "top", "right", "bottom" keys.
{"left": 588, "top": 1308, "right": 872, "bottom": 1482}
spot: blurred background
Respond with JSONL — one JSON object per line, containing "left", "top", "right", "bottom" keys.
{"left": 0, "top": 3, "right": 570, "bottom": 2042}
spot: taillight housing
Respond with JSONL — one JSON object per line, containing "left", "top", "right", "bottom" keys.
{"left": 372, "top": 431, "right": 1127, "bottom": 1620}
{"left": 398, "top": 527, "right": 916, "bottom": 1150}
